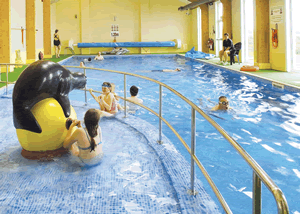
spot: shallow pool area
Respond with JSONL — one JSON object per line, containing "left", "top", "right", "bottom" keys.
{"left": 0, "top": 85, "right": 220, "bottom": 214}
{"left": 60, "top": 54, "right": 300, "bottom": 214}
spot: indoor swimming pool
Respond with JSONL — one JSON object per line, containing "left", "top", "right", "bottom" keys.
{"left": 60, "top": 54, "right": 300, "bottom": 214}
{"left": 0, "top": 54, "right": 299, "bottom": 213}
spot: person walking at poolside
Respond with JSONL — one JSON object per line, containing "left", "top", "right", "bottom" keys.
{"left": 219, "top": 33, "right": 234, "bottom": 65}
{"left": 211, "top": 96, "right": 231, "bottom": 111}
{"left": 63, "top": 109, "right": 112, "bottom": 166}
{"left": 53, "top": 29, "right": 61, "bottom": 58}
{"left": 127, "top": 85, "right": 143, "bottom": 113}
{"left": 89, "top": 82, "right": 118, "bottom": 114}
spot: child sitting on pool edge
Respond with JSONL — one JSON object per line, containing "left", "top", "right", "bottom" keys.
{"left": 110, "top": 83, "right": 124, "bottom": 111}
{"left": 89, "top": 82, "right": 118, "bottom": 114}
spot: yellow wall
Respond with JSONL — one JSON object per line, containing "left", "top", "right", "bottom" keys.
{"left": 269, "top": 0, "right": 286, "bottom": 71}
{"left": 54, "top": 0, "right": 80, "bottom": 54}
{"left": 231, "top": 0, "right": 242, "bottom": 61}
{"left": 190, "top": 8, "right": 198, "bottom": 52}
{"left": 51, "top": 3, "right": 57, "bottom": 56}
{"left": 200, "top": 4, "right": 209, "bottom": 53}
{"left": 52, "top": 0, "right": 192, "bottom": 54}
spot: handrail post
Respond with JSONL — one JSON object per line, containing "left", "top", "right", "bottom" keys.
{"left": 124, "top": 74, "right": 127, "bottom": 117}
{"left": 6, "top": 64, "right": 9, "bottom": 95}
{"left": 188, "top": 107, "right": 198, "bottom": 195}
{"left": 84, "top": 68, "right": 87, "bottom": 105}
{"left": 157, "top": 84, "right": 163, "bottom": 144}
{"left": 253, "top": 172, "right": 261, "bottom": 214}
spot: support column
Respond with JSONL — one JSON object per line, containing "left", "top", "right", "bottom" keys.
{"left": 26, "top": 0, "right": 36, "bottom": 63}
{"left": 200, "top": 4, "right": 209, "bottom": 53}
{"left": 221, "top": 0, "right": 232, "bottom": 38}
{"left": 254, "top": 0, "right": 270, "bottom": 69}
{"left": 0, "top": 0, "right": 11, "bottom": 73}
{"left": 43, "top": 0, "right": 51, "bottom": 58}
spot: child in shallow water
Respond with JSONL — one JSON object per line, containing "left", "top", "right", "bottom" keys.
{"left": 110, "top": 83, "right": 123, "bottom": 111}
{"left": 63, "top": 109, "right": 112, "bottom": 166}
{"left": 89, "top": 82, "right": 118, "bottom": 114}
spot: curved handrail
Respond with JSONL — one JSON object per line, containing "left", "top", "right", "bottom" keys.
{"left": 1, "top": 62, "right": 289, "bottom": 214}
{"left": 68, "top": 65, "right": 289, "bottom": 214}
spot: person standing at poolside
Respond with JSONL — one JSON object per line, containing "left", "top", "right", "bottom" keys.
{"left": 53, "top": 29, "right": 61, "bottom": 58}
{"left": 211, "top": 96, "right": 231, "bottom": 111}
{"left": 219, "top": 33, "right": 234, "bottom": 65}
{"left": 89, "top": 82, "right": 118, "bottom": 114}
{"left": 127, "top": 85, "right": 143, "bottom": 113}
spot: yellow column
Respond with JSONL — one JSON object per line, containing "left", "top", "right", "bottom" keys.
{"left": 0, "top": 0, "right": 11, "bottom": 73}
{"left": 254, "top": 0, "right": 270, "bottom": 69}
{"left": 43, "top": 0, "right": 51, "bottom": 58}
{"left": 26, "top": 0, "right": 36, "bottom": 63}
{"left": 200, "top": 4, "right": 209, "bottom": 53}
{"left": 221, "top": 0, "right": 232, "bottom": 38}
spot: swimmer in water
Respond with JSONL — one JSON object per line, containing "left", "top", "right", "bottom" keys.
{"left": 211, "top": 96, "right": 231, "bottom": 111}
{"left": 94, "top": 52, "right": 104, "bottom": 61}
{"left": 162, "top": 68, "right": 181, "bottom": 72}
{"left": 80, "top": 61, "right": 85, "bottom": 67}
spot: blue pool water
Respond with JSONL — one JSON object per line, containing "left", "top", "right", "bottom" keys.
{"left": 0, "top": 85, "right": 220, "bottom": 213}
{"left": 61, "top": 55, "right": 300, "bottom": 214}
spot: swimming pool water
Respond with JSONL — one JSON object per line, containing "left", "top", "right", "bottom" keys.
{"left": 62, "top": 55, "right": 300, "bottom": 214}
{"left": 0, "top": 85, "right": 220, "bottom": 214}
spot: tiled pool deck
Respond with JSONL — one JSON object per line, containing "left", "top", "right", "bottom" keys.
{"left": 0, "top": 85, "right": 220, "bottom": 214}
{"left": 180, "top": 54, "right": 300, "bottom": 90}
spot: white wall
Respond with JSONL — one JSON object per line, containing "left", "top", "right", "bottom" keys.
{"left": 11, "top": 0, "right": 26, "bottom": 64}
{"left": 36, "top": 0, "right": 44, "bottom": 51}
{"left": 208, "top": 3, "right": 215, "bottom": 55}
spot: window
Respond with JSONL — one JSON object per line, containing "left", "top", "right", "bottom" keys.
{"left": 216, "top": 2, "right": 223, "bottom": 55}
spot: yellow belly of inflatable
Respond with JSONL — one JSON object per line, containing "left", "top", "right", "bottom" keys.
{"left": 16, "top": 98, "right": 77, "bottom": 151}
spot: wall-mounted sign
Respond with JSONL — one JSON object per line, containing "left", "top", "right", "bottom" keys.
{"left": 111, "top": 25, "right": 119, "bottom": 37}
{"left": 270, "top": 6, "right": 283, "bottom": 24}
